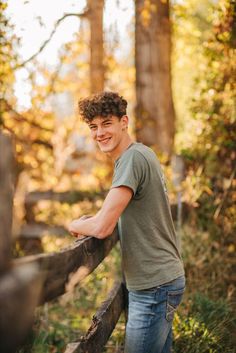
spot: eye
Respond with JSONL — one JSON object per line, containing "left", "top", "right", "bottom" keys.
{"left": 103, "top": 122, "right": 111, "bottom": 126}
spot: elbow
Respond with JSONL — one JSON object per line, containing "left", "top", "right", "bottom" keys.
{"left": 96, "top": 232, "right": 108, "bottom": 240}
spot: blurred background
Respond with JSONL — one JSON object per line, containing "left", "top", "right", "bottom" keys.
{"left": 0, "top": 0, "right": 235, "bottom": 352}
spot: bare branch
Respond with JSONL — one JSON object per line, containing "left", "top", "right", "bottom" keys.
{"left": 15, "top": 11, "right": 88, "bottom": 69}
{"left": 0, "top": 99, "right": 53, "bottom": 132}
{"left": 214, "top": 167, "right": 236, "bottom": 220}
{"left": 1, "top": 124, "right": 53, "bottom": 150}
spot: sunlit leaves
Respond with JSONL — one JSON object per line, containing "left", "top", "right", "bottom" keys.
{"left": 0, "top": 0, "right": 19, "bottom": 97}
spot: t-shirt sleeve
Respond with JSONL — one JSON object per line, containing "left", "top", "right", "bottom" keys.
{"left": 111, "top": 150, "right": 146, "bottom": 196}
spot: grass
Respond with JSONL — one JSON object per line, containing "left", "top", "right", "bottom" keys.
{"left": 173, "top": 293, "right": 236, "bottom": 353}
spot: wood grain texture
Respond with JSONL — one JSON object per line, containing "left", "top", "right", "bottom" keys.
{"left": 0, "top": 264, "right": 42, "bottom": 353}
{"left": 14, "top": 229, "right": 118, "bottom": 304}
{"left": 64, "top": 282, "right": 126, "bottom": 353}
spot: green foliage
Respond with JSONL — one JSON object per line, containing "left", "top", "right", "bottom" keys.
{"left": 173, "top": 0, "right": 235, "bottom": 215}
{"left": 173, "top": 293, "right": 236, "bottom": 353}
{"left": 174, "top": 0, "right": 235, "bottom": 296}
{"left": 180, "top": 222, "right": 234, "bottom": 301}
{"left": 181, "top": 0, "right": 235, "bottom": 214}
{"left": 172, "top": 0, "right": 214, "bottom": 147}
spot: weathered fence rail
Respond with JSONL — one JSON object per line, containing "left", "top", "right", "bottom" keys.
{"left": 65, "top": 282, "right": 126, "bottom": 353}
{"left": 25, "top": 190, "right": 105, "bottom": 205}
{"left": 15, "top": 230, "right": 118, "bottom": 304}
{"left": 19, "top": 222, "right": 69, "bottom": 238}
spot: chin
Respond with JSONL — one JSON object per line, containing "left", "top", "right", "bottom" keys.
{"left": 98, "top": 142, "right": 113, "bottom": 153}
{"left": 99, "top": 146, "right": 113, "bottom": 153}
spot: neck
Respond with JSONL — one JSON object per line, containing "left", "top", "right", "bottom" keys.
{"left": 110, "top": 134, "right": 133, "bottom": 161}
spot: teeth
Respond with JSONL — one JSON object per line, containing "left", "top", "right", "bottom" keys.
{"left": 99, "top": 138, "right": 110, "bottom": 143}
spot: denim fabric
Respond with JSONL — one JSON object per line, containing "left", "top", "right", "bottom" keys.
{"left": 124, "top": 276, "right": 185, "bottom": 353}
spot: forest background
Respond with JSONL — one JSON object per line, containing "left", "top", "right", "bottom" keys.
{"left": 0, "top": 0, "right": 235, "bottom": 352}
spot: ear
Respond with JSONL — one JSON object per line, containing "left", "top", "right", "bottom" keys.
{"left": 121, "top": 115, "right": 129, "bottom": 130}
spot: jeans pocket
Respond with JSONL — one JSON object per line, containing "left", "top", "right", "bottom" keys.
{"left": 166, "top": 287, "right": 185, "bottom": 322}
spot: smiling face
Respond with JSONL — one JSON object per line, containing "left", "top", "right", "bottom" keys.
{"left": 88, "top": 115, "right": 129, "bottom": 159}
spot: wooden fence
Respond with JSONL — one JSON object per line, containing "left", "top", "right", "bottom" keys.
{"left": 0, "top": 132, "right": 127, "bottom": 353}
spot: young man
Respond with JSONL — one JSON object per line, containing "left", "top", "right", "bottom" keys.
{"left": 68, "top": 91, "right": 185, "bottom": 353}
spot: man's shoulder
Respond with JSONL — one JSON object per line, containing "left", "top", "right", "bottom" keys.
{"left": 128, "top": 143, "right": 158, "bottom": 162}
{"left": 115, "top": 143, "right": 160, "bottom": 171}
{"left": 123, "top": 143, "right": 155, "bottom": 158}
{"left": 115, "top": 143, "right": 145, "bottom": 167}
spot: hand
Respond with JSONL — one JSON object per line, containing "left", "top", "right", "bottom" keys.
{"left": 68, "top": 215, "right": 92, "bottom": 239}
{"left": 69, "top": 228, "right": 87, "bottom": 240}
{"left": 68, "top": 223, "right": 84, "bottom": 239}
{"left": 69, "top": 230, "right": 83, "bottom": 238}
{"left": 75, "top": 233, "right": 87, "bottom": 240}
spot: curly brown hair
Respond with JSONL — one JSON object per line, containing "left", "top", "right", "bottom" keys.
{"left": 78, "top": 91, "right": 127, "bottom": 122}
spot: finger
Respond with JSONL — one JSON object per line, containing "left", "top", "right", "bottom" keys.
{"left": 80, "top": 215, "right": 92, "bottom": 220}
{"left": 76, "top": 234, "right": 87, "bottom": 240}
{"left": 70, "top": 231, "right": 78, "bottom": 237}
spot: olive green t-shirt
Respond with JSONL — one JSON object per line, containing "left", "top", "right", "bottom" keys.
{"left": 111, "top": 142, "right": 184, "bottom": 291}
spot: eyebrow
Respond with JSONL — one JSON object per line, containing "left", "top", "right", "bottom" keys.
{"left": 89, "top": 118, "right": 113, "bottom": 127}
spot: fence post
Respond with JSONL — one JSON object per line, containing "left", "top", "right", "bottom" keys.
{"left": 0, "top": 132, "right": 42, "bottom": 353}
{"left": 0, "top": 133, "right": 14, "bottom": 273}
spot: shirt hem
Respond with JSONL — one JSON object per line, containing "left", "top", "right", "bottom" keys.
{"left": 126, "top": 269, "right": 185, "bottom": 291}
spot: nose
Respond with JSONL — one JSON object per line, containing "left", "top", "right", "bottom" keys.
{"left": 97, "top": 125, "right": 105, "bottom": 137}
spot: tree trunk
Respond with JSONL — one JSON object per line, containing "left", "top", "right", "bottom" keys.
{"left": 88, "top": 0, "right": 104, "bottom": 93}
{"left": 135, "top": 0, "right": 175, "bottom": 157}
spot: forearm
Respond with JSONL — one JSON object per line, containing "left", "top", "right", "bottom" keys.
{"left": 68, "top": 186, "right": 132, "bottom": 239}
{"left": 69, "top": 213, "right": 114, "bottom": 239}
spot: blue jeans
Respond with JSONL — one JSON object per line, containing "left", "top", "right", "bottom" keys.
{"left": 124, "top": 276, "right": 185, "bottom": 353}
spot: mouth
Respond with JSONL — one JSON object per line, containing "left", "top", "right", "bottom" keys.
{"left": 97, "top": 137, "right": 111, "bottom": 145}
